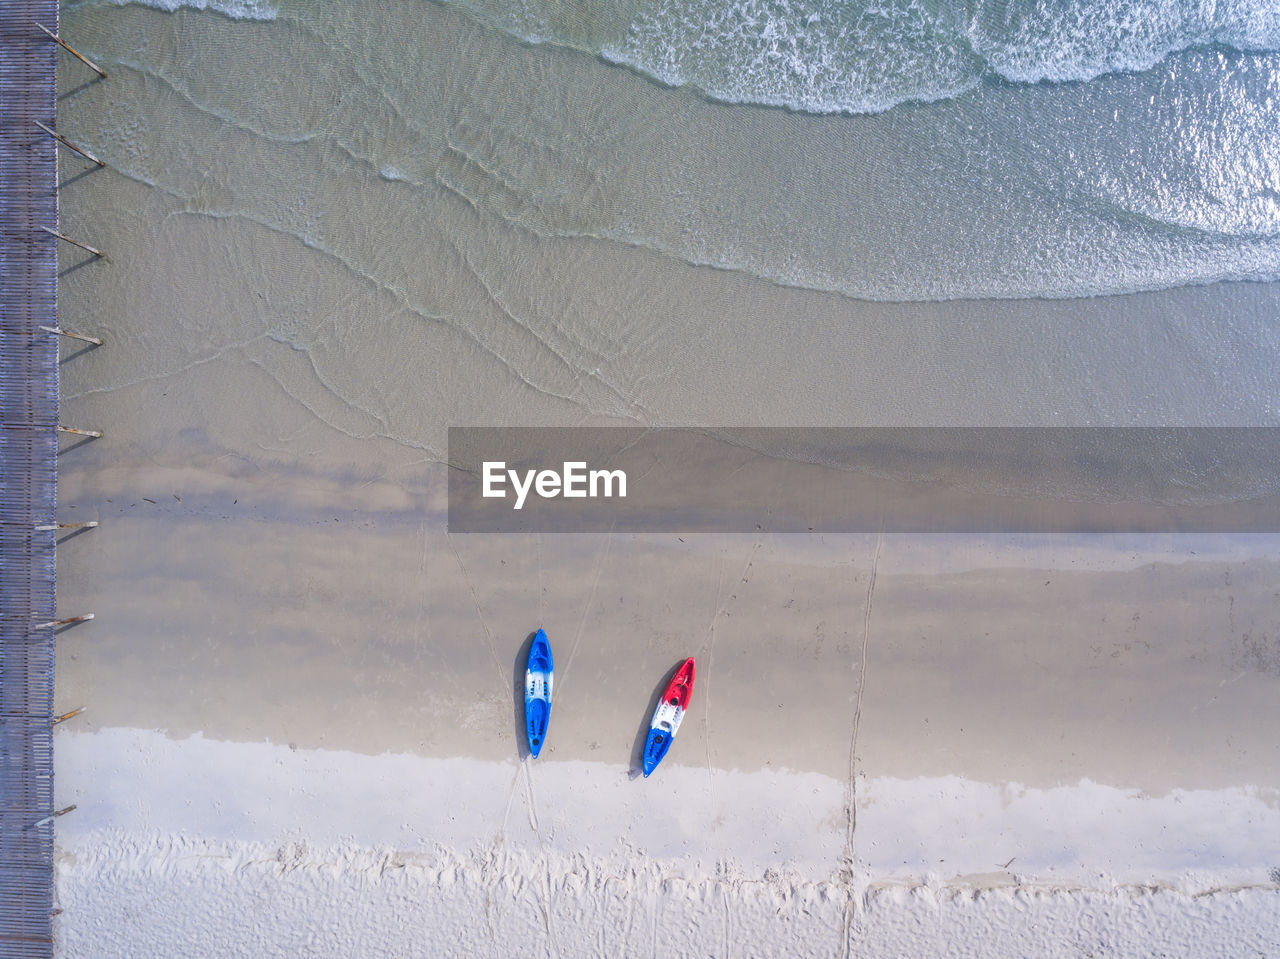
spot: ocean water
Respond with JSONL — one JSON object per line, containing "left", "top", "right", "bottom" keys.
{"left": 66, "top": 0, "right": 1280, "bottom": 304}
{"left": 54, "top": 0, "right": 1280, "bottom": 458}
{"left": 452, "top": 0, "right": 1280, "bottom": 107}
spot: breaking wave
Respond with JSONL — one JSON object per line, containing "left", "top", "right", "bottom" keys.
{"left": 87, "top": 0, "right": 278, "bottom": 21}
{"left": 446, "top": 0, "right": 1280, "bottom": 115}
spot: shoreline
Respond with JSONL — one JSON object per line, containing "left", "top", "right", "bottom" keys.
{"left": 53, "top": 497, "right": 1280, "bottom": 792}
{"left": 57, "top": 727, "right": 1280, "bottom": 886}
{"left": 51, "top": 728, "right": 1280, "bottom": 957}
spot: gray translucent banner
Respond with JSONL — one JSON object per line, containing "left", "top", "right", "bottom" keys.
{"left": 447, "top": 428, "right": 1280, "bottom": 533}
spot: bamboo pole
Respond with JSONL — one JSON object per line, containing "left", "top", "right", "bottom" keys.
{"left": 40, "top": 226, "right": 105, "bottom": 259}
{"left": 34, "top": 23, "right": 106, "bottom": 78}
{"left": 57, "top": 426, "right": 102, "bottom": 438}
{"left": 52, "top": 708, "right": 87, "bottom": 727}
{"left": 31, "top": 806, "right": 77, "bottom": 829}
{"left": 39, "top": 325, "right": 102, "bottom": 346}
{"left": 34, "top": 520, "right": 99, "bottom": 531}
{"left": 33, "top": 120, "right": 105, "bottom": 167}
{"left": 33, "top": 614, "right": 95, "bottom": 630}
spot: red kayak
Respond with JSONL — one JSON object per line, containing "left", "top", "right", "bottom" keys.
{"left": 642, "top": 657, "right": 695, "bottom": 777}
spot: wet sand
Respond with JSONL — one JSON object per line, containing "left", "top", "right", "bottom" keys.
{"left": 54, "top": 472, "right": 1280, "bottom": 793}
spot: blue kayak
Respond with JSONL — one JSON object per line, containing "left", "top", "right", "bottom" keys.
{"left": 524, "top": 628, "right": 554, "bottom": 757}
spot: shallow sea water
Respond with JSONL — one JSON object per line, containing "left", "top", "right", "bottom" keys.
{"left": 55, "top": 0, "right": 1280, "bottom": 462}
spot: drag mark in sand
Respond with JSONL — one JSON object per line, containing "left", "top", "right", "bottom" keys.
{"left": 521, "top": 755, "right": 558, "bottom": 957}
{"left": 721, "top": 883, "right": 734, "bottom": 959}
{"left": 538, "top": 864, "right": 563, "bottom": 959}
{"left": 841, "top": 531, "right": 882, "bottom": 959}
{"left": 521, "top": 757, "right": 541, "bottom": 834}
{"left": 699, "top": 539, "right": 762, "bottom": 781}
{"left": 848, "top": 533, "right": 881, "bottom": 848}
{"left": 649, "top": 892, "right": 660, "bottom": 959}
{"left": 556, "top": 527, "right": 613, "bottom": 694}
{"left": 446, "top": 532, "right": 508, "bottom": 687}
{"left": 536, "top": 533, "right": 545, "bottom": 628}
{"left": 604, "top": 872, "right": 637, "bottom": 956}
{"left": 495, "top": 763, "right": 522, "bottom": 848}
{"left": 494, "top": 758, "right": 556, "bottom": 956}
{"left": 415, "top": 520, "right": 433, "bottom": 659}
{"left": 486, "top": 766, "right": 528, "bottom": 947}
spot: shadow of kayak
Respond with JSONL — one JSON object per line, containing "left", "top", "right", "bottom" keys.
{"left": 511, "top": 629, "right": 540, "bottom": 761}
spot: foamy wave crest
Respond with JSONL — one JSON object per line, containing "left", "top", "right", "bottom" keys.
{"left": 604, "top": 0, "right": 982, "bottom": 114}
{"left": 99, "top": 0, "right": 277, "bottom": 20}
{"left": 974, "top": 0, "right": 1280, "bottom": 83}
{"left": 445, "top": 0, "right": 1280, "bottom": 114}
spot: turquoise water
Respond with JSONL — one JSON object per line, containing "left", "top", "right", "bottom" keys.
{"left": 67, "top": 0, "right": 1280, "bottom": 303}
{"left": 451, "top": 0, "right": 1280, "bottom": 112}
{"left": 55, "top": 0, "right": 1280, "bottom": 441}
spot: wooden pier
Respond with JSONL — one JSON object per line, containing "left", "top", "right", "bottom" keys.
{"left": 0, "top": 4, "right": 63, "bottom": 956}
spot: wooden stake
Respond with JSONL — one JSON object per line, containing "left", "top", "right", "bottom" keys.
{"left": 31, "top": 805, "right": 77, "bottom": 829}
{"left": 40, "top": 227, "right": 105, "bottom": 259}
{"left": 33, "top": 613, "right": 95, "bottom": 630}
{"left": 39, "top": 325, "right": 102, "bottom": 346}
{"left": 34, "top": 520, "right": 100, "bottom": 531}
{"left": 57, "top": 425, "right": 102, "bottom": 438}
{"left": 33, "top": 120, "right": 105, "bottom": 167}
{"left": 34, "top": 23, "right": 106, "bottom": 78}
{"left": 52, "top": 707, "right": 87, "bottom": 726}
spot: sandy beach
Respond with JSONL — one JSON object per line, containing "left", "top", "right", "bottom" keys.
{"left": 43, "top": 0, "right": 1280, "bottom": 954}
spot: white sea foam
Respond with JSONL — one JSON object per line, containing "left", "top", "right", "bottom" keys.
{"left": 448, "top": 0, "right": 1280, "bottom": 115}
{"left": 974, "top": 0, "right": 1280, "bottom": 84}
{"left": 94, "top": 0, "right": 277, "bottom": 21}
{"left": 89, "top": 0, "right": 1280, "bottom": 114}
{"left": 604, "top": 0, "right": 983, "bottom": 115}
{"left": 64, "top": 0, "right": 1280, "bottom": 308}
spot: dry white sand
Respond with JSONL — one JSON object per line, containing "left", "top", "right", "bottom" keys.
{"left": 53, "top": 726, "right": 1280, "bottom": 956}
